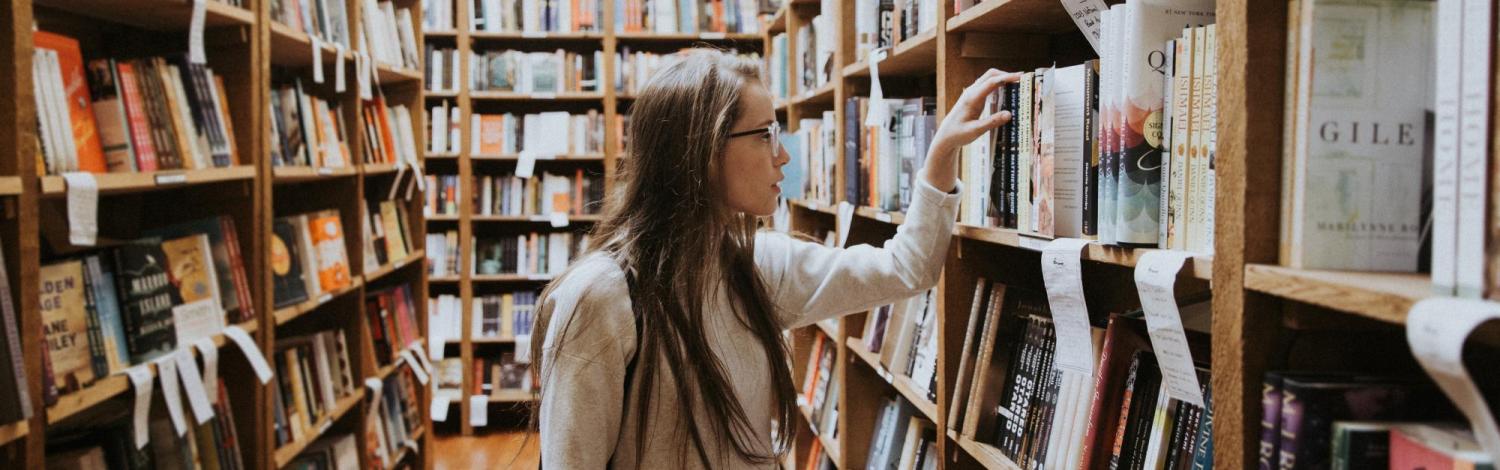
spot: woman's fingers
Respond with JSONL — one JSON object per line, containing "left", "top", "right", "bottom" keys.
{"left": 956, "top": 72, "right": 1020, "bottom": 117}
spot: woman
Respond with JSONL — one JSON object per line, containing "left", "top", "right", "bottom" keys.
{"left": 532, "top": 49, "right": 1017, "bottom": 469}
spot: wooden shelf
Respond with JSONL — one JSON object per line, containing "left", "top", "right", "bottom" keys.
{"left": 363, "top": 250, "right": 427, "bottom": 284}
{"left": 424, "top": 30, "right": 459, "bottom": 38}
{"left": 794, "top": 81, "right": 837, "bottom": 108}
{"left": 0, "top": 420, "right": 27, "bottom": 447}
{"left": 374, "top": 63, "right": 424, "bottom": 84}
{"left": 273, "top": 390, "right": 367, "bottom": 468}
{"left": 843, "top": 30, "right": 938, "bottom": 78}
{"left": 470, "top": 31, "right": 602, "bottom": 41}
{"left": 950, "top": 431, "right": 1023, "bottom": 470}
{"left": 426, "top": 214, "right": 460, "bottom": 222}
{"left": 945, "top": 0, "right": 1078, "bottom": 34}
{"left": 790, "top": 199, "right": 837, "bottom": 215}
{"left": 470, "top": 153, "right": 606, "bottom": 161}
{"left": 362, "top": 163, "right": 399, "bottom": 176}
{"left": 470, "top": 336, "right": 518, "bottom": 344}
{"left": 488, "top": 389, "right": 539, "bottom": 403}
{"left": 613, "top": 32, "right": 762, "bottom": 42}
{"left": 767, "top": 6, "right": 789, "bottom": 34}
{"left": 471, "top": 273, "right": 556, "bottom": 283}
{"left": 470, "top": 91, "right": 605, "bottom": 101}
{"left": 46, "top": 321, "right": 259, "bottom": 425}
{"left": 0, "top": 176, "right": 22, "bottom": 196}
{"left": 269, "top": 22, "right": 354, "bottom": 68}
{"left": 272, "top": 165, "right": 358, "bottom": 183}
{"left": 854, "top": 206, "right": 906, "bottom": 225}
{"left": 425, "top": 91, "right": 460, "bottom": 99}
{"left": 273, "top": 278, "right": 365, "bottom": 327}
{"left": 40, "top": 166, "right": 256, "bottom": 197}
{"left": 429, "top": 275, "right": 461, "bottom": 283}
{"left": 470, "top": 214, "right": 604, "bottom": 223}
{"left": 426, "top": 152, "right": 460, "bottom": 160}
{"left": 33, "top": 0, "right": 255, "bottom": 31}
{"left": 954, "top": 224, "right": 1214, "bottom": 280}
{"left": 843, "top": 337, "right": 939, "bottom": 423}
{"left": 1244, "top": 264, "right": 1430, "bottom": 324}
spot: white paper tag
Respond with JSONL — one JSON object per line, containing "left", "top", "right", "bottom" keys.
{"left": 531, "top": 92, "right": 557, "bottom": 99}
{"left": 311, "top": 36, "right": 324, "bottom": 83}
{"left": 62, "top": 172, "right": 98, "bottom": 246}
{"left": 1019, "top": 235, "right": 1050, "bottom": 251}
{"left": 430, "top": 394, "right": 451, "bottom": 421}
{"left": 364, "top": 376, "right": 384, "bottom": 427}
{"left": 875, "top": 212, "right": 892, "bottom": 223}
{"left": 516, "top": 151, "right": 537, "bottom": 179}
{"left": 334, "top": 46, "right": 347, "bottom": 92}
{"left": 191, "top": 338, "right": 218, "bottom": 404}
{"left": 356, "top": 53, "right": 372, "bottom": 100}
{"left": 863, "top": 49, "right": 890, "bottom": 127}
{"left": 469, "top": 395, "right": 489, "bottom": 427}
{"left": 1408, "top": 298, "right": 1500, "bottom": 460}
{"left": 188, "top": 0, "right": 207, "bottom": 64}
{"left": 549, "top": 212, "right": 569, "bottom": 228}
{"left": 515, "top": 335, "right": 532, "bottom": 364}
{"left": 173, "top": 299, "right": 224, "bottom": 346}
{"left": 1059, "top": 0, "right": 1108, "bottom": 55}
{"left": 154, "top": 173, "right": 187, "bottom": 185}
{"left": 223, "top": 326, "right": 273, "bottom": 384}
{"left": 1133, "top": 250, "right": 1204, "bottom": 407}
{"left": 400, "top": 350, "right": 430, "bottom": 385}
{"left": 836, "top": 201, "right": 855, "bottom": 248}
{"left": 701, "top": 32, "right": 727, "bottom": 39}
{"left": 172, "top": 349, "right": 215, "bottom": 424}
{"left": 155, "top": 356, "right": 188, "bottom": 436}
{"left": 127, "top": 365, "right": 154, "bottom": 449}
{"left": 1041, "top": 238, "right": 1096, "bottom": 374}
{"left": 407, "top": 340, "right": 436, "bottom": 374}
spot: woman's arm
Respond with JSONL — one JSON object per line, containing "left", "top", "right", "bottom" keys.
{"left": 756, "top": 70, "right": 1018, "bottom": 328}
{"left": 536, "top": 262, "right": 636, "bottom": 468}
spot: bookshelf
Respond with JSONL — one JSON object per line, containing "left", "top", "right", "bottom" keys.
{"left": 0, "top": 0, "right": 434, "bottom": 469}
{"left": 421, "top": 0, "right": 765, "bottom": 436}
{"left": 765, "top": 0, "right": 1500, "bottom": 469}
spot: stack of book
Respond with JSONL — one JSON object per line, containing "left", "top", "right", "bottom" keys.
{"left": 423, "top": 0, "right": 456, "bottom": 31}
{"left": 424, "top": 230, "right": 461, "bottom": 277}
{"left": 272, "top": 0, "right": 352, "bottom": 48}
{"left": 796, "top": 13, "right": 834, "bottom": 95}
{"left": 271, "top": 211, "right": 354, "bottom": 308}
{"left": 361, "top": 199, "right": 417, "bottom": 272}
{"left": 46, "top": 378, "right": 245, "bottom": 470}
{"left": 365, "top": 284, "right": 424, "bottom": 369}
{"left": 367, "top": 367, "right": 423, "bottom": 467}
{"left": 473, "top": 352, "right": 532, "bottom": 395}
{"left": 779, "top": 115, "right": 838, "bottom": 206}
{"left": 472, "top": 291, "right": 538, "bottom": 340}
{"left": 865, "top": 399, "right": 939, "bottom": 470}
{"left": 424, "top": 47, "right": 462, "bottom": 93}
{"left": 426, "top": 174, "right": 462, "bottom": 216}
{"left": 472, "top": 231, "right": 589, "bottom": 276}
{"left": 469, "top": 111, "right": 605, "bottom": 156}
{"left": 428, "top": 100, "right": 461, "bottom": 154}
{"left": 852, "top": 0, "right": 936, "bottom": 57}
{"left": 270, "top": 80, "right": 352, "bottom": 169}
{"left": 800, "top": 331, "right": 841, "bottom": 437}
{"left": 613, "top": 0, "right": 762, "bottom": 34}
{"left": 360, "top": 95, "right": 421, "bottom": 166}
{"left": 469, "top": 0, "right": 606, "bottom": 33}
{"left": 271, "top": 329, "right": 359, "bottom": 448}
{"left": 470, "top": 49, "right": 603, "bottom": 93}
{"left": 475, "top": 170, "right": 606, "bottom": 217}
{"left": 844, "top": 96, "right": 938, "bottom": 212}
{"left": 286, "top": 433, "right": 360, "bottom": 469}
{"left": 855, "top": 288, "right": 939, "bottom": 400}
{"left": 39, "top": 216, "right": 254, "bottom": 402}
{"left": 360, "top": 0, "right": 423, "bottom": 71}
{"left": 33, "top": 31, "right": 240, "bottom": 175}
{"left": 614, "top": 48, "right": 760, "bottom": 95}
{"left": 1257, "top": 372, "right": 1460, "bottom": 469}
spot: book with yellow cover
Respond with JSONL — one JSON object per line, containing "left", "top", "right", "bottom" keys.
{"left": 39, "top": 260, "right": 96, "bottom": 395}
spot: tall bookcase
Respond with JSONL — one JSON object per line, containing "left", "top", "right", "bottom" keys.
{"left": 765, "top": 0, "right": 1500, "bottom": 469}
{"left": 0, "top": 1, "right": 434, "bottom": 469}
{"left": 421, "top": 0, "right": 766, "bottom": 435}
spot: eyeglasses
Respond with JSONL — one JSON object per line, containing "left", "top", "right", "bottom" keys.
{"left": 728, "top": 121, "right": 781, "bottom": 159}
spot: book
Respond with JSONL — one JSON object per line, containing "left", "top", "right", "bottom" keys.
{"left": 1388, "top": 423, "right": 1496, "bottom": 469}
{"left": 271, "top": 217, "right": 312, "bottom": 308}
{"left": 34, "top": 31, "right": 107, "bottom": 174}
{"left": 1329, "top": 421, "right": 1400, "bottom": 469}
{"left": 40, "top": 260, "right": 97, "bottom": 395}
{"left": 112, "top": 239, "right": 181, "bottom": 364}
{"left": 307, "top": 210, "right": 352, "bottom": 292}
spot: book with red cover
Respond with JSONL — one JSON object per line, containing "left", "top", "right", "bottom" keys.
{"left": 1389, "top": 423, "right": 1495, "bottom": 470}
{"left": 33, "top": 31, "right": 107, "bottom": 173}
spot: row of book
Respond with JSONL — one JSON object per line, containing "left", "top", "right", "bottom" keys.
{"left": 423, "top": 0, "right": 457, "bottom": 31}
{"left": 34, "top": 31, "right": 240, "bottom": 175}
{"left": 474, "top": 291, "right": 538, "bottom": 339}
{"left": 473, "top": 231, "right": 590, "bottom": 276}
{"left": 425, "top": 47, "right": 464, "bottom": 93}
{"left": 367, "top": 366, "right": 425, "bottom": 468}
{"left": 768, "top": 33, "right": 790, "bottom": 101}
{"left": 363, "top": 199, "right": 419, "bottom": 272}
{"left": 476, "top": 170, "right": 607, "bottom": 217}
{"left": 361, "top": 0, "right": 424, "bottom": 71}
{"left": 45, "top": 377, "right": 245, "bottom": 470}
{"left": 427, "top": 174, "right": 463, "bottom": 215}
{"left": 779, "top": 114, "right": 838, "bottom": 207}
{"left": 856, "top": 288, "right": 939, "bottom": 401}
{"left": 271, "top": 211, "right": 355, "bottom": 308}
{"left": 615, "top": 48, "right": 759, "bottom": 94}
{"left": 285, "top": 433, "right": 360, "bottom": 470}
{"left": 948, "top": 278, "right": 1215, "bottom": 469}
{"left": 865, "top": 398, "right": 939, "bottom": 470}
{"left": 366, "top": 284, "right": 425, "bottom": 370}
{"left": 269, "top": 80, "right": 352, "bottom": 169}
{"left": 800, "top": 331, "right": 841, "bottom": 438}
{"left": 614, "top": 0, "right": 762, "bottom": 34}
{"left": 40, "top": 216, "right": 255, "bottom": 401}
{"left": 469, "top": 0, "right": 607, "bottom": 33}
{"left": 852, "top": 0, "right": 937, "bottom": 59}
{"left": 845, "top": 97, "right": 938, "bottom": 212}
{"left": 272, "top": 0, "right": 354, "bottom": 49}
{"left": 475, "top": 353, "right": 532, "bottom": 393}
{"left": 469, "top": 111, "right": 606, "bottom": 156}
{"left": 793, "top": 12, "right": 834, "bottom": 96}
{"left": 470, "top": 49, "right": 603, "bottom": 93}
{"left": 425, "top": 230, "right": 461, "bottom": 277}
{"left": 360, "top": 95, "right": 422, "bottom": 166}
{"left": 271, "top": 329, "right": 358, "bottom": 448}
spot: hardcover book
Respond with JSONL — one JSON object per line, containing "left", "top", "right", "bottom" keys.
{"left": 113, "top": 239, "right": 181, "bottom": 364}
{"left": 40, "top": 260, "right": 96, "bottom": 394}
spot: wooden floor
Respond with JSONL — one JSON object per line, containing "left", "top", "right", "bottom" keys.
{"left": 433, "top": 427, "right": 540, "bottom": 469}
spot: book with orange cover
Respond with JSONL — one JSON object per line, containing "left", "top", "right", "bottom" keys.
{"left": 34, "top": 31, "right": 107, "bottom": 173}
{"left": 308, "top": 210, "right": 352, "bottom": 292}
{"left": 479, "top": 115, "right": 505, "bottom": 155}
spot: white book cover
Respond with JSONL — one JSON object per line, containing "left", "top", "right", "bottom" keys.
{"left": 1431, "top": 0, "right": 1462, "bottom": 294}
{"left": 1053, "top": 65, "right": 1089, "bottom": 238}
{"left": 1286, "top": 0, "right": 1432, "bottom": 270}
{"left": 1198, "top": 25, "right": 1217, "bottom": 254}
{"left": 1098, "top": 5, "right": 1125, "bottom": 244}
{"left": 430, "top": 103, "right": 447, "bottom": 154}
{"left": 1456, "top": 0, "right": 1492, "bottom": 295}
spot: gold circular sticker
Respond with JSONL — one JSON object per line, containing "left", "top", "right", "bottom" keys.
{"left": 271, "top": 235, "right": 291, "bottom": 275}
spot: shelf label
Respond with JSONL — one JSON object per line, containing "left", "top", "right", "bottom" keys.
{"left": 701, "top": 32, "right": 727, "bottom": 39}
{"left": 1060, "top": 0, "right": 1108, "bottom": 55}
{"left": 318, "top": 292, "right": 333, "bottom": 303}
{"left": 550, "top": 211, "right": 569, "bottom": 228}
{"left": 836, "top": 201, "right": 855, "bottom": 248}
{"left": 516, "top": 151, "right": 538, "bottom": 179}
{"left": 62, "top": 172, "right": 98, "bottom": 246}
{"left": 356, "top": 52, "right": 373, "bottom": 100}
{"left": 173, "top": 349, "right": 215, "bottom": 425}
{"left": 224, "top": 325, "right": 274, "bottom": 384}
{"left": 1041, "top": 238, "right": 1096, "bottom": 374}
{"left": 469, "top": 395, "right": 489, "bottom": 427}
{"left": 334, "top": 46, "right": 347, "bottom": 92}
{"left": 188, "top": 0, "right": 207, "bottom": 64}
{"left": 863, "top": 49, "right": 890, "bottom": 127}
{"left": 400, "top": 349, "right": 430, "bottom": 385}
{"left": 317, "top": 166, "right": 333, "bottom": 175}
{"left": 155, "top": 356, "right": 189, "bottom": 436}
{"left": 430, "top": 394, "right": 452, "bottom": 422}
{"left": 875, "top": 212, "right": 892, "bottom": 223}
{"left": 530, "top": 92, "right": 557, "bottom": 99}
{"left": 154, "top": 173, "right": 187, "bottom": 185}
{"left": 1018, "top": 235, "right": 1050, "bottom": 251}
{"left": 312, "top": 36, "right": 325, "bottom": 83}
{"left": 127, "top": 365, "right": 154, "bottom": 449}
{"left": 1133, "top": 250, "right": 1204, "bottom": 407}
{"left": 1408, "top": 298, "right": 1500, "bottom": 459}
{"left": 191, "top": 338, "right": 219, "bottom": 405}
{"left": 522, "top": 31, "right": 546, "bottom": 38}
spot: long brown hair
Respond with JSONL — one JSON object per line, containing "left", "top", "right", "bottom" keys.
{"left": 530, "top": 49, "right": 796, "bottom": 467}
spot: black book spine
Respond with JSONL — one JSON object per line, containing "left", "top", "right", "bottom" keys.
{"left": 1122, "top": 357, "right": 1163, "bottom": 470}
{"left": 80, "top": 256, "right": 108, "bottom": 378}
{"left": 1082, "top": 60, "right": 1099, "bottom": 237}
{"left": 1006, "top": 84, "right": 1020, "bottom": 229}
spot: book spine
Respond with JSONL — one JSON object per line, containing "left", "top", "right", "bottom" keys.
{"left": 79, "top": 257, "right": 108, "bottom": 378}
{"left": 1459, "top": 0, "right": 1493, "bottom": 296}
